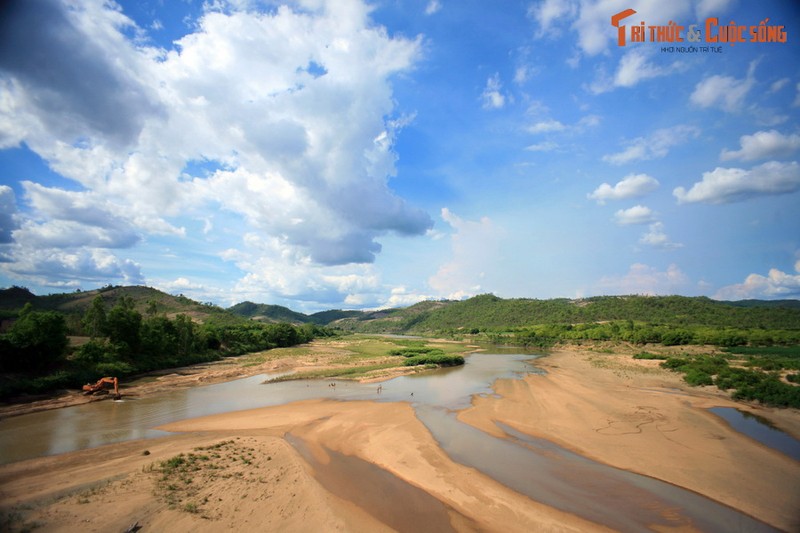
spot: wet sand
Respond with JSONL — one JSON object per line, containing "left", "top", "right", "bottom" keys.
{"left": 1, "top": 346, "right": 798, "bottom": 531}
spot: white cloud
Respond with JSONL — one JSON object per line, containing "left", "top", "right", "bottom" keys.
{"left": 481, "top": 73, "right": 507, "bottom": 110}
{"left": 720, "top": 130, "right": 800, "bottom": 161}
{"left": 588, "top": 173, "right": 659, "bottom": 204}
{"left": 614, "top": 50, "right": 684, "bottom": 87}
{"left": 591, "top": 49, "right": 685, "bottom": 94}
{"left": 603, "top": 125, "right": 700, "bottom": 165}
{"left": 0, "top": 0, "right": 433, "bottom": 294}
{"left": 0, "top": 185, "right": 18, "bottom": 244}
{"left": 527, "top": 119, "right": 566, "bottom": 134}
{"left": 674, "top": 161, "right": 800, "bottom": 204}
{"left": 2, "top": 247, "right": 143, "bottom": 286}
{"left": 715, "top": 260, "right": 800, "bottom": 300}
{"left": 596, "top": 263, "right": 690, "bottom": 296}
{"left": 19, "top": 181, "right": 141, "bottom": 248}
{"left": 425, "top": 0, "right": 442, "bottom": 15}
{"left": 639, "top": 222, "right": 682, "bottom": 250}
{"left": 529, "top": 0, "right": 577, "bottom": 38}
{"left": 428, "top": 208, "right": 502, "bottom": 300}
{"left": 794, "top": 82, "right": 800, "bottom": 107}
{"left": 614, "top": 205, "right": 655, "bottom": 225}
{"left": 525, "top": 141, "right": 558, "bottom": 152}
{"left": 383, "top": 286, "right": 431, "bottom": 309}
{"left": 769, "top": 78, "right": 790, "bottom": 94}
{"left": 572, "top": 1, "right": 691, "bottom": 57}
{"left": 690, "top": 62, "right": 757, "bottom": 113}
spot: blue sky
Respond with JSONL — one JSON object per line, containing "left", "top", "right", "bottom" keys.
{"left": 0, "top": 0, "right": 799, "bottom": 312}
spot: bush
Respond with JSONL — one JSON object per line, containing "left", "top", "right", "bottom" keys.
{"left": 633, "top": 352, "right": 667, "bottom": 360}
{"left": 684, "top": 369, "right": 713, "bottom": 386}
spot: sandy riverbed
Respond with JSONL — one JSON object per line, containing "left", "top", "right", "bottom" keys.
{"left": 1, "top": 345, "right": 798, "bottom": 532}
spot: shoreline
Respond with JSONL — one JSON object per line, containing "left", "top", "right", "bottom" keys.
{"left": 1, "top": 344, "right": 798, "bottom": 531}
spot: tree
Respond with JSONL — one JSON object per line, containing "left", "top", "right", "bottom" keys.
{"left": 106, "top": 296, "right": 142, "bottom": 356}
{"left": 4, "top": 310, "right": 69, "bottom": 373}
{"left": 82, "top": 296, "right": 108, "bottom": 338}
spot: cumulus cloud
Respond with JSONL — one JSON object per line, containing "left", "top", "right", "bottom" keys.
{"left": 715, "top": 260, "right": 800, "bottom": 300}
{"left": 674, "top": 161, "right": 800, "bottom": 204}
{"left": 603, "top": 125, "right": 700, "bottom": 165}
{"left": 0, "top": 0, "right": 433, "bottom": 295}
{"left": 720, "top": 130, "right": 800, "bottom": 161}
{"left": 588, "top": 173, "right": 659, "bottom": 204}
{"left": 0, "top": 185, "right": 18, "bottom": 243}
{"left": 690, "top": 62, "right": 757, "bottom": 113}
{"left": 19, "top": 181, "right": 141, "bottom": 248}
{"left": 481, "top": 73, "right": 507, "bottom": 110}
{"left": 614, "top": 205, "right": 655, "bottom": 225}
{"left": 0, "top": 0, "right": 162, "bottom": 148}
{"left": 596, "top": 263, "right": 690, "bottom": 295}
{"left": 428, "top": 208, "right": 502, "bottom": 300}
{"left": 2, "top": 247, "right": 143, "bottom": 286}
{"left": 639, "top": 222, "right": 682, "bottom": 250}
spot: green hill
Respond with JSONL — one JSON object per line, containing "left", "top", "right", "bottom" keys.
{"left": 228, "top": 301, "right": 310, "bottom": 324}
{"left": 335, "top": 294, "right": 800, "bottom": 334}
{"left": 0, "top": 285, "right": 243, "bottom": 326}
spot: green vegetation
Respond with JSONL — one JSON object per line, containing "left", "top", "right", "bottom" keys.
{"left": 0, "top": 292, "right": 332, "bottom": 399}
{"left": 659, "top": 349, "right": 800, "bottom": 408}
{"left": 632, "top": 352, "right": 668, "bottom": 360}
{"left": 389, "top": 345, "right": 465, "bottom": 367}
{"left": 334, "top": 294, "right": 800, "bottom": 345}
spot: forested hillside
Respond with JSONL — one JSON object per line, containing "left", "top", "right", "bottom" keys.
{"left": 336, "top": 294, "right": 800, "bottom": 331}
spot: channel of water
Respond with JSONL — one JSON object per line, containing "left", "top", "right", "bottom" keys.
{"left": 0, "top": 350, "right": 790, "bottom": 531}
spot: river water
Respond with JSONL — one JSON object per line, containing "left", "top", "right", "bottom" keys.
{"left": 0, "top": 350, "right": 788, "bottom": 531}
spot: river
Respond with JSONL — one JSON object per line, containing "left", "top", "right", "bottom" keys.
{"left": 0, "top": 349, "right": 787, "bottom": 531}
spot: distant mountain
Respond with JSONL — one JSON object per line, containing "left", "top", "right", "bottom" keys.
{"left": 226, "top": 303, "right": 366, "bottom": 325}
{"left": 307, "top": 309, "right": 364, "bottom": 325}
{"left": 228, "top": 301, "right": 310, "bottom": 324}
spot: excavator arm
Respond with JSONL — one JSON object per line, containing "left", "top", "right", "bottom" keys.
{"left": 82, "top": 376, "right": 120, "bottom": 399}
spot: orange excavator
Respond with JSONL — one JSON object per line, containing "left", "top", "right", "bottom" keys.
{"left": 82, "top": 376, "right": 121, "bottom": 400}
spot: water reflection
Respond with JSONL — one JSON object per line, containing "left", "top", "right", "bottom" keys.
{"left": 709, "top": 407, "right": 800, "bottom": 461}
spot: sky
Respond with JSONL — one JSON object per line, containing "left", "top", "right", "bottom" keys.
{"left": 0, "top": 0, "right": 799, "bottom": 312}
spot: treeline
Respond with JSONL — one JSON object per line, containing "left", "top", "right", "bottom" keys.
{"left": 490, "top": 321, "right": 800, "bottom": 348}
{"left": 0, "top": 296, "right": 330, "bottom": 399}
{"left": 338, "top": 294, "right": 800, "bottom": 335}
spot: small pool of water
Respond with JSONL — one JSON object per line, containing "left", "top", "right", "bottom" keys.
{"left": 709, "top": 407, "right": 800, "bottom": 461}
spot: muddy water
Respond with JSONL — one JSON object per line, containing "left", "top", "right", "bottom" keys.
{"left": 0, "top": 350, "right": 540, "bottom": 464}
{"left": 0, "top": 351, "right": 784, "bottom": 531}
